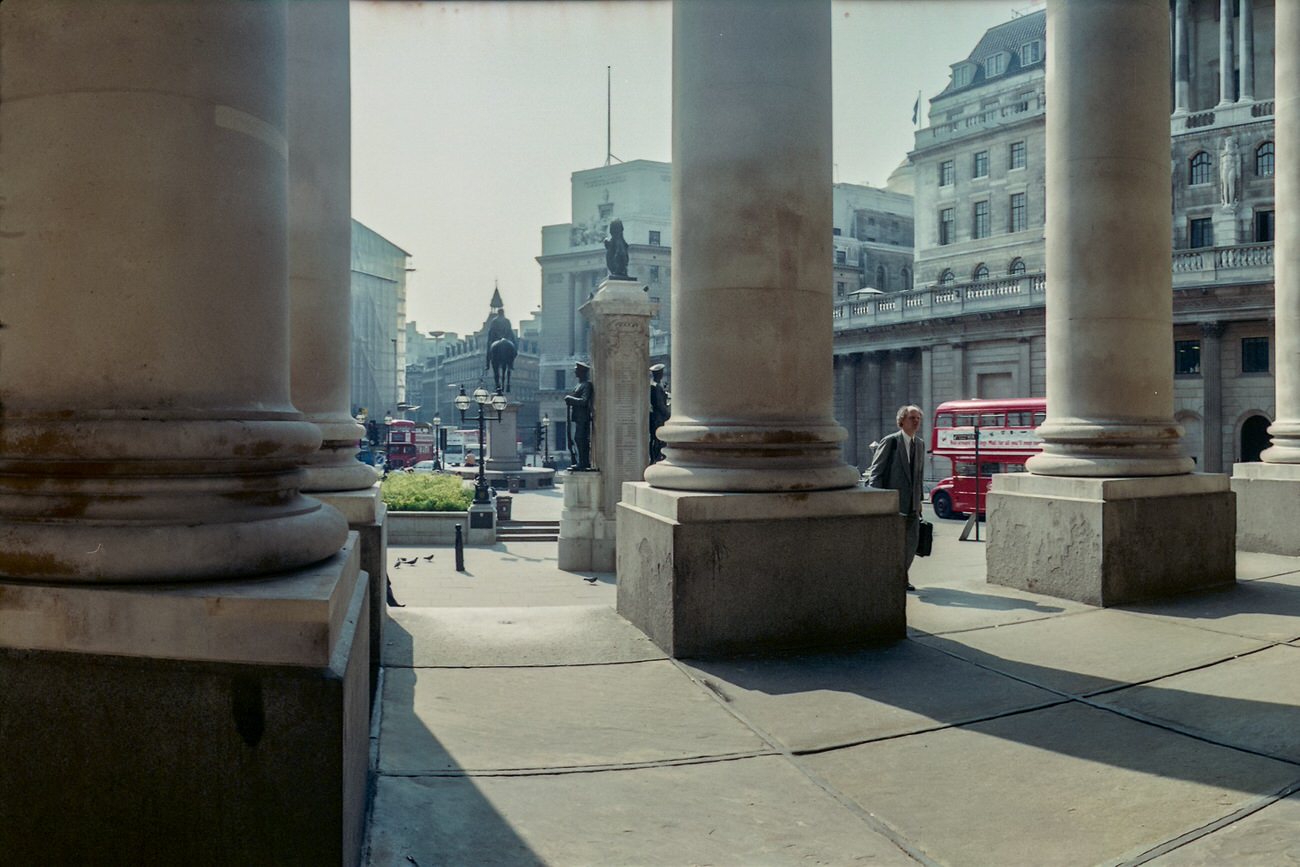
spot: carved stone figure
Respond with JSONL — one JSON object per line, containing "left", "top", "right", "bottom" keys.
{"left": 604, "top": 218, "right": 630, "bottom": 279}
{"left": 1219, "top": 137, "right": 1240, "bottom": 208}
{"left": 564, "top": 361, "right": 594, "bottom": 470}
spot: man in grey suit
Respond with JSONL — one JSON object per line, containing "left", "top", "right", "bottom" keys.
{"left": 867, "top": 405, "right": 925, "bottom": 591}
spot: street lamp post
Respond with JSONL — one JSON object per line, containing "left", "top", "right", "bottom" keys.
{"left": 432, "top": 413, "right": 442, "bottom": 468}
{"left": 455, "top": 384, "right": 507, "bottom": 504}
{"left": 541, "top": 413, "right": 550, "bottom": 466}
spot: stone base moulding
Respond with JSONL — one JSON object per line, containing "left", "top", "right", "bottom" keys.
{"left": 559, "top": 471, "right": 614, "bottom": 571}
{"left": 986, "top": 473, "right": 1236, "bottom": 606}
{"left": 0, "top": 536, "right": 371, "bottom": 865}
{"left": 1231, "top": 462, "right": 1300, "bottom": 555}
{"left": 616, "top": 482, "right": 906, "bottom": 658}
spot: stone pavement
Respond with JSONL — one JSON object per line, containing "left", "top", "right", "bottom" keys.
{"left": 367, "top": 489, "right": 1300, "bottom": 866}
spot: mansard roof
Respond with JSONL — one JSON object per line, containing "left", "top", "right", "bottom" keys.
{"left": 939, "top": 8, "right": 1045, "bottom": 98}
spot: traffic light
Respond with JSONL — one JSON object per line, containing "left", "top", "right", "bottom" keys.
{"left": 535, "top": 422, "right": 545, "bottom": 450}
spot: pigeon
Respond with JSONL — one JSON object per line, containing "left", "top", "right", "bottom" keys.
{"left": 422, "top": 554, "right": 436, "bottom": 562}
{"left": 393, "top": 561, "right": 403, "bottom": 569}
{"left": 398, "top": 556, "right": 419, "bottom": 566}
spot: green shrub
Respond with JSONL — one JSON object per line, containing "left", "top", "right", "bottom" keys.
{"left": 381, "top": 472, "right": 474, "bottom": 512}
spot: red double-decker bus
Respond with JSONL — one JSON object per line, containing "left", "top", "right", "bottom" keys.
{"left": 928, "top": 398, "right": 1046, "bottom": 519}
{"left": 385, "top": 419, "right": 437, "bottom": 470}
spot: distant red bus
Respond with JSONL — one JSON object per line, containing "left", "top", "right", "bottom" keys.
{"left": 385, "top": 420, "right": 436, "bottom": 469}
{"left": 928, "top": 398, "right": 1045, "bottom": 519}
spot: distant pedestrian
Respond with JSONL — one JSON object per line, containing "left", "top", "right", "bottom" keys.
{"left": 867, "top": 405, "right": 925, "bottom": 591}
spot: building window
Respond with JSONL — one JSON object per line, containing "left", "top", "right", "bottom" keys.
{"left": 1256, "top": 142, "right": 1275, "bottom": 177}
{"left": 648, "top": 230, "right": 661, "bottom": 246}
{"left": 1255, "top": 210, "right": 1275, "bottom": 242}
{"left": 554, "top": 369, "right": 566, "bottom": 390}
{"left": 1021, "top": 40, "right": 1042, "bottom": 65}
{"left": 598, "top": 202, "right": 613, "bottom": 220}
{"left": 1175, "top": 340, "right": 1201, "bottom": 375}
{"left": 901, "top": 266, "right": 911, "bottom": 289}
{"left": 1009, "top": 192, "right": 1027, "bottom": 232}
{"left": 939, "top": 160, "right": 954, "bottom": 186}
{"left": 835, "top": 249, "right": 847, "bottom": 264}
{"left": 1189, "top": 217, "right": 1213, "bottom": 248}
{"left": 939, "top": 208, "right": 955, "bottom": 245}
{"left": 973, "top": 150, "right": 989, "bottom": 178}
{"left": 973, "top": 263, "right": 989, "bottom": 281}
{"left": 836, "top": 281, "right": 846, "bottom": 298}
{"left": 939, "top": 269, "right": 955, "bottom": 286}
{"left": 1242, "top": 336, "right": 1269, "bottom": 373}
{"left": 953, "top": 65, "right": 972, "bottom": 87}
{"left": 985, "top": 53, "right": 1006, "bottom": 77}
{"left": 649, "top": 265, "right": 661, "bottom": 282}
{"left": 832, "top": 227, "right": 842, "bottom": 236}
{"left": 1009, "top": 258, "right": 1026, "bottom": 276}
{"left": 973, "top": 200, "right": 990, "bottom": 239}
{"left": 876, "top": 265, "right": 887, "bottom": 290}
{"left": 1190, "top": 151, "right": 1212, "bottom": 185}
{"left": 1009, "top": 141, "right": 1026, "bottom": 170}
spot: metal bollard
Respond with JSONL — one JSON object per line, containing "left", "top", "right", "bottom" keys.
{"left": 454, "top": 524, "right": 465, "bottom": 572}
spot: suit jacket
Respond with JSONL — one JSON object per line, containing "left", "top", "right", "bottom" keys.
{"left": 867, "top": 429, "right": 925, "bottom": 516}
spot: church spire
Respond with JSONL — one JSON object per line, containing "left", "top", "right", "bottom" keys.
{"left": 490, "top": 280, "right": 504, "bottom": 312}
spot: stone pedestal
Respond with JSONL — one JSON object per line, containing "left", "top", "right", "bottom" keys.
{"left": 580, "top": 278, "right": 658, "bottom": 517}
{"left": 1231, "top": 463, "right": 1300, "bottom": 554}
{"left": 617, "top": 483, "right": 906, "bottom": 657}
{"left": 468, "top": 502, "right": 498, "bottom": 545}
{"left": 0, "top": 535, "right": 371, "bottom": 865}
{"left": 559, "top": 472, "right": 613, "bottom": 571}
{"left": 1213, "top": 206, "right": 1242, "bottom": 248}
{"left": 986, "top": 474, "right": 1236, "bottom": 606}
{"left": 487, "top": 404, "right": 523, "bottom": 473}
{"left": 315, "top": 484, "right": 386, "bottom": 707}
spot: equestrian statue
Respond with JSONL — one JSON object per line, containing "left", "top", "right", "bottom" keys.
{"left": 484, "top": 285, "right": 517, "bottom": 393}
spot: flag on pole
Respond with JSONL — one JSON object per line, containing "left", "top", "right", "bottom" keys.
{"left": 911, "top": 91, "right": 922, "bottom": 126}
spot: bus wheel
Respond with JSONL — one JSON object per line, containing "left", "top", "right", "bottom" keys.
{"left": 932, "top": 491, "right": 955, "bottom": 520}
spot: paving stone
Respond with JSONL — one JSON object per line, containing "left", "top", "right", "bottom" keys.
{"left": 915, "top": 608, "right": 1269, "bottom": 696}
{"left": 905, "top": 581, "right": 1092, "bottom": 636}
{"left": 1094, "top": 644, "right": 1300, "bottom": 763}
{"left": 378, "top": 660, "right": 768, "bottom": 774}
{"left": 366, "top": 755, "right": 918, "bottom": 867}
{"left": 682, "top": 641, "right": 1062, "bottom": 753}
{"left": 800, "top": 702, "right": 1300, "bottom": 867}
{"left": 387, "top": 541, "right": 613, "bottom": 609}
{"left": 1148, "top": 791, "right": 1300, "bottom": 865}
{"left": 1236, "top": 551, "right": 1300, "bottom": 582}
{"left": 384, "top": 605, "right": 665, "bottom": 667}
{"left": 1118, "top": 573, "right": 1300, "bottom": 643}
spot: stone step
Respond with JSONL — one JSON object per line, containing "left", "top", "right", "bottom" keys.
{"left": 497, "top": 520, "right": 560, "bottom": 542}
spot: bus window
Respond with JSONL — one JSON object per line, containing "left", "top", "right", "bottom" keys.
{"left": 956, "top": 413, "right": 978, "bottom": 427}
{"left": 955, "top": 462, "right": 976, "bottom": 476}
{"left": 935, "top": 413, "right": 954, "bottom": 428}
{"left": 981, "top": 462, "right": 1000, "bottom": 476}
{"left": 980, "top": 413, "right": 1004, "bottom": 427}
{"left": 1006, "top": 411, "right": 1026, "bottom": 426}
{"left": 1004, "top": 463, "right": 1027, "bottom": 473}
{"left": 1033, "top": 411, "right": 1046, "bottom": 426}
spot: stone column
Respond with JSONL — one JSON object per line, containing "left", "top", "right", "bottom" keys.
{"left": 864, "top": 351, "right": 885, "bottom": 446}
{"left": 618, "top": 0, "right": 904, "bottom": 656}
{"left": 1218, "top": 0, "right": 1235, "bottom": 106}
{"left": 950, "top": 342, "right": 967, "bottom": 403}
{"left": 891, "top": 349, "right": 914, "bottom": 415}
{"left": 987, "top": 0, "right": 1234, "bottom": 605}
{"left": 0, "top": 2, "right": 367, "bottom": 859}
{"left": 1201, "top": 322, "right": 1226, "bottom": 473}
{"left": 1233, "top": 1, "right": 1300, "bottom": 552}
{"left": 1174, "top": 0, "right": 1191, "bottom": 114}
{"left": 1016, "top": 337, "right": 1033, "bottom": 396}
{"left": 487, "top": 405, "right": 523, "bottom": 473}
{"left": 1238, "top": 0, "right": 1255, "bottom": 103}
{"left": 845, "top": 353, "right": 861, "bottom": 467}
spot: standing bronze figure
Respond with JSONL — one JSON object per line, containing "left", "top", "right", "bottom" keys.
{"left": 565, "top": 361, "right": 594, "bottom": 470}
{"left": 648, "top": 363, "right": 670, "bottom": 464}
{"left": 484, "top": 288, "right": 517, "bottom": 393}
{"left": 604, "top": 218, "right": 629, "bottom": 279}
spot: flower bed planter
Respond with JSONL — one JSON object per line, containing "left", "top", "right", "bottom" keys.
{"left": 386, "top": 509, "right": 496, "bottom": 545}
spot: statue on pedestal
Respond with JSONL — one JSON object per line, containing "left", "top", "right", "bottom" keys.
{"left": 604, "top": 218, "right": 630, "bottom": 279}
{"left": 565, "top": 361, "right": 594, "bottom": 471}
{"left": 648, "top": 363, "right": 670, "bottom": 464}
{"left": 1219, "top": 136, "right": 1240, "bottom": 209}
{"left": 484, "top": 286, "right": 517, "bottom": 392}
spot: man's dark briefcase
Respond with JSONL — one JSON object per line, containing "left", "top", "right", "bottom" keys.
{"left": 916, "top": 519, "right": 934, "bottom": 557}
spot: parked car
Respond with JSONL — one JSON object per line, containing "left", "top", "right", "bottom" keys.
{"left": 411, "top": 460, "right": 440, "bottom": 474}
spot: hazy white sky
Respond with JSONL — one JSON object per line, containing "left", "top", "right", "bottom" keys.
{"left": 350, "top": 0, "right": 1040, "bottom": 337}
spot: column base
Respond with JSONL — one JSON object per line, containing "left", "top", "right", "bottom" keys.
{"left": 616, "top": 483, "right": 905, "bottom": 657}
{"left": 0, "top": 536, "right": 370, "bottom": 865}
{"left": 315, "top": 485, "right": 387, "bottom": 709}
{"left": 987, "top": 473, "right": 1235, "bottom": 606}
{"left": 558, "top": 471, "right": 614, "bottom": 571}
{"left": 1231, "top": 462, "right": 1300, "bottom": 554}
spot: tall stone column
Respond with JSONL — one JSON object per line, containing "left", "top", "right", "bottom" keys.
{"left": 864, "top": 351, "right": 885, "bottom": 445}
{"left": 1238, "top": 0, "right": 1255, "bottom": 103}
{"left": 1174, "top": 0, "right": 1191, "bottom": 114}
{"left": 618, "top": 0, "right": 904, "bottom": 656}
{"left": 891, "top": 348, "right": 914, "bottom": 414}
{"left": 1233, "top": 1, "right": 1300, "bottom": 553}
{"left": 1201, "top": 322, "right": 1226, "bottom": 473}
{"left": 845, "top": 353, "right": 861, "bottom": 467}
{"left": 987, "top": 0, "right": 1234, "bottom": 605}
{"left": 1218, "top": 0, "right": 1236, "bottom": 107}
{"left": 0, "top": 2, "right": 367, "bottom": 859}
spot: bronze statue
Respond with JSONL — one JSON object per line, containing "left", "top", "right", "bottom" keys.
{"left": 648, "top": 363, "right": 669, "bottom": 464}
{"left": 564, "top": 361, "right": 594, "bottom": 470}
{"left": 604, "top": 218, "right": 629, "bottom": 279}
{"left": 484, "top": 288, "right": 517, "bottom": 393}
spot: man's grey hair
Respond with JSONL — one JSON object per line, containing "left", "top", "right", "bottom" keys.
{"left": 896, "top": 404, "right": 923, "bottom": 425}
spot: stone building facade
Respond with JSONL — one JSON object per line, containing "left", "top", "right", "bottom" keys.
{"left": 834, "top": 2, "right": 1278, "bottom": 479}
{"left": 350, "top": 219, "right": 409, "bottom": 419}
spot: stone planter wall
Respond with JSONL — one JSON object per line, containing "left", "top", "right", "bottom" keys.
{"left": 386, "top": 510, "right": 495, "bottom": 546}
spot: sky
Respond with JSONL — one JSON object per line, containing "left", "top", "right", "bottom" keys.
{"left": 350, "top": 0, "right": 1043, "bottom": 338}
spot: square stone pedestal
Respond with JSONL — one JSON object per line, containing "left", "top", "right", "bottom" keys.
{"left": 0, "top": 536, "right": 370, "bottom": 865}
{"left": 986, "top": 473, "right": 1235, "bottom": 606}
{"left": 559, "top": 471, "right": 614, "bottom": 571}
{"left": 616, "top": 483, "right": 906, "bottom": 658}
{"left": 315, "top": 484, "right": 387, "bottom": 708}
{"left": 1231, "top": 462, "right": 1300, "bottom": 554}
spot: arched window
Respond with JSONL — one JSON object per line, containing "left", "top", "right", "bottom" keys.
{"left": 1009, "top": 258, "right": 1026, "bottom": 275}
{"left": 973, "top": 263, "right": 989, "bottom": 281}
{"left": 901, "top": 266, "right": 911, "bottom": 290}
{"left": 875, "top": 264, "right": 887, "bottom": 291}
{"left": 1189, "top": 151, "right": 1212, "bottom": 185}
{"left": 939, "top": 269, "right": 955, "bottom": 287}
{"left": 1256, "top": 142, "right": 1275, "bottom": 177}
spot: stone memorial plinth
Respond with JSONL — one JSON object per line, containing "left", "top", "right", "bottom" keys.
{"left": 487, "top": 403, "right": 523, "bottom": 473}
{"left": 986, "top": 473, "right": 1235, "bottom": 605}
{"left": 559, "top": 472, "right": 613, "bottom": 571}
{"left": 1231, "top": 463, "right": 1300, "bottom": 554}
{"left": 1212, "top": 205, "right": 1241, "bottom": 247}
